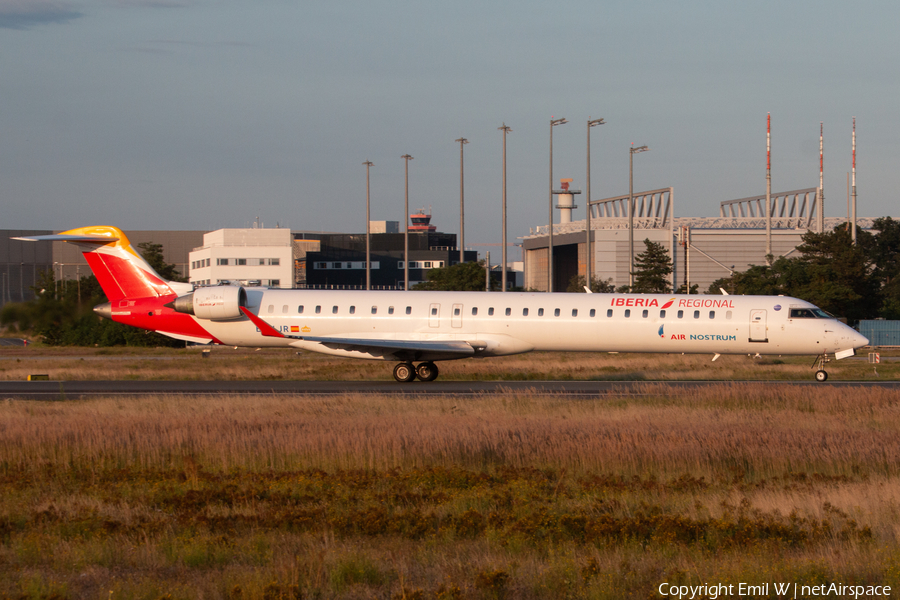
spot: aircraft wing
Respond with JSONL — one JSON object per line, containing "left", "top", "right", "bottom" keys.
{"left": 239, "top": 306, "right": 483, "bottom": 359}
{"left": 300, "top": 335, "right": 477, "bottom": 354}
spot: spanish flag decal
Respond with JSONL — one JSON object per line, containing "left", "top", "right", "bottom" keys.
{"left": 290, "top": 326, "right": 300, "bottom": 333}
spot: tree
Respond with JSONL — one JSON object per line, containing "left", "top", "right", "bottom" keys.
{"left": 629, "top": 239, "right": 673, "bottom": 293}
{"left": 137, "top": 242, "right": 187, "bottom": 282}
{"left": 566, "top": 274, "right": 615, "bottom": 293}
{"left": 412, "top": 260, "right": 487, "bottom": 291}
{"left": 706, "top": 225, "right": 881, "bottom": 322}
{"left": 870, "top": 217, "right": 900, "bottom": 318}
{"left": 790, "top": 226, "right": 876, "bottom": 321}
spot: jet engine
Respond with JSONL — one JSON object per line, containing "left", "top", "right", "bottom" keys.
{"left": 168, "top": 286, "right": 247, "bottom": 321}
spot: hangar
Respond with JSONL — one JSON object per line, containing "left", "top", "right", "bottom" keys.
{"left": 522, "top": 186, "right": 874, "bottom": 293}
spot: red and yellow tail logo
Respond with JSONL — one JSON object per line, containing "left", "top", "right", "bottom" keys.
{"left": 57, "top": 226, "right": 175, "bottom": 301}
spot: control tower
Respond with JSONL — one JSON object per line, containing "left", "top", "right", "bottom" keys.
{"left": 409, "top": 208, "right": 437, "bottom": 232}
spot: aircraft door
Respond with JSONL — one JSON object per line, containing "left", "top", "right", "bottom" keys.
{"left": 451, "top": 303, "right": 463, "bottom": 328}
{"left": 429, "top": 303, "right": 441, "bottom": 328}
{"left": 749, "top": 309, "right": 767, "bottom": 342}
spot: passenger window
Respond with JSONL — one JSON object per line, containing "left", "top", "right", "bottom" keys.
{"left": 389, "top": 306, "right": 395, "bottom": 315}
{"left": 522, "top": 308, "right": 529, "bottom": 316}
{"left": 624, "top": 309, "right": 631, "bottom": 318}
{"left": 642, "top": 309, "right": 648, "bottom": 318}
{"left": 332, "top": 306, "right": 338, "bottom": 314}
{"left": 298, "top": 305, "right": 304, "bottom": 314}
{"left": 505, "top": 308, "right": 511, "bottom": 316}
{"left": 371, "top": 306, "right": 377, "bottom": 314}
{"left": 406, "top": 307, "right": 411, "bottom": 315}
{"left": 350, "top": 306, "right": 356, "bottom": 314}
{"left": 607, "top": 309, "right": 613, "bottom": 317}
{"left": 660, "top": 310, "right": 666, "bottom": 318}
{"left": 472, "top": 307, "right": 478, "bottom": 316}
{"left": 488, "top": 307, "right": 494, "bottom": 316}
{"left": 572, "top": 309, "right": 578, "bottom": 317}
{"left": 282, "top": 305, "right": 289, "bottom": 314}
{"left": 726, "top": 310, "right": 732, "bottom": 319}
{"left": 677, "top": 310, "right": 684, "bottom": 319}
{"left": 267, "top": 305, "right": 274, "bottom": 314}
{"left": 538, "top": 308, "right": 544, "bottom": 316}
{"left": 709, "top": 311, "right": 715, "bottom": 319}
{"left": 693, "top": 310, "right": 700, "bottom": 319}
{"left": 554, "top": 308, "right": 560, "bottom": 317}
{"left": 315, "top": 306, "right": 321, "bottom": 314}
{"left": 590, "top": 309, "right": 596, "bottom": 317}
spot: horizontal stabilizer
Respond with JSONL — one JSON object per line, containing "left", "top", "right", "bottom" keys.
{"left": 13, "top": 234, "right": 120, "bottom": 243}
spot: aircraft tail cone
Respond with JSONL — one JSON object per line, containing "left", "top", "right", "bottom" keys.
{"left": 93, "top": 302, "right": 112, "bottom": 320}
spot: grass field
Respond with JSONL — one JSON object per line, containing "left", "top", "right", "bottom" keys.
{"left": 2, "top": 371, "right": 900, "bottom": 598}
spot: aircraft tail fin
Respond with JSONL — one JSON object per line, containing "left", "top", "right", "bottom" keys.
{"left": 13, "top": 226, "right": 188, "bottom": 301}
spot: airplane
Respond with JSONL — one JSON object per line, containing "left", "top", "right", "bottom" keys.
{"left": 15, "top": 226, "right": 869, "bottom": 382}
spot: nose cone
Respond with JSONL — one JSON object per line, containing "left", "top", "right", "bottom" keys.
{"left": 853, "top": 329, "right": 869, "bottom": 349}
{"left": 93, "top": 302, "right": 112, "bottom": 320}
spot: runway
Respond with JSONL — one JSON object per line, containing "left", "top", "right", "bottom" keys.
{"left": 1, "top": 379, "right": 898, "bottom": 400}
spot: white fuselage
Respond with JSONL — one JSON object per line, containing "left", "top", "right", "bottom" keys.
{"left": 198, "top": 290, "right": 868, "bottom": 361}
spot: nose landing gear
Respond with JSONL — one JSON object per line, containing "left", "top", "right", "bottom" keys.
{"left": 812, "top": 354, "right": 830, "bottom": 382}
{"left": 392, "top": 361, "right": 440, "bottom": 382}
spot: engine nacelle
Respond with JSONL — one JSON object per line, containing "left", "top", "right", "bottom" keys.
{"left": 169, "top": 286, "right": 247, "bottom": 321}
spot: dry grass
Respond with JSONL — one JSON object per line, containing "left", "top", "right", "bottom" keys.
{"left": 0, "top": 346, "right": 893, "bottom": 381}
{"left": 2, "top": 384, "right": 899, "bottom": 477}
{"left": 1, "top": 385, "right": 900, "bottom": 597}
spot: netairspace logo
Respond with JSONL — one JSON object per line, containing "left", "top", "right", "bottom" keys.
{"left": 658, "top": 581, "right": 892, "bottom": 599}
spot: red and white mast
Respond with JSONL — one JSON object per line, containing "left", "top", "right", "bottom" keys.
{"left": 851, "top": 118, "right": 857, "bottom": 245}
{"left": 818, "top": 122, "right": 825, "bottom": 233}
{"left": 766, "top": 113, "right": 772, "bottom": 263}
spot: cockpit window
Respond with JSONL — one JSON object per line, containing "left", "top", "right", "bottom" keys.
{"left": 790, "top": 307, "right": 834, "bottom": 319}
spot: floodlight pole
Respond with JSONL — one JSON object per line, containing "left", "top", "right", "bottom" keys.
{"left": 402, "top": 154, "right": 413, "bottom": 290}
{"left": 586, "top": 118, "right": 605, "bottom": 290}
{"left": 455, "top": 138, "right": 468, "bottom": 264}
{"left": 548, "top": 117, "right": 567, "bottom": 292}
{"left": 363, "top": 160, "right": 373, "bottom": 290}
{"left": 499, "top": 124, "right": 512, "bottom": 292}
{"left": 628, "top": 144, "right": 649, "bottom": 289}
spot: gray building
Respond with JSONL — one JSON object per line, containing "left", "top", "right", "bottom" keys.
{"left": 1, "top": 229, "right": 205, "bottom": 307}
{"left": 1, "top": 230, "right": 53, "bottom": 304}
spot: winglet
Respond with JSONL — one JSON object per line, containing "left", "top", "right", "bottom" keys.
{"left": 240, "top": 306, "right": 286, "bottom": 338}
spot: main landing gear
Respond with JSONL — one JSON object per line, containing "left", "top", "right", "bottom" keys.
{"left": 392, "top": 361, "right": 439, "bottom": 382}
{"left": 812, "top": 354, "right": 830, "bottom": 382}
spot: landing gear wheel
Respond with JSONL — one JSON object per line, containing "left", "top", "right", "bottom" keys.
{"left": 815, "top": 370, "right": 828, "bottom": 382}
{"left": 393, "top": 362, "right": 416, "bottom": 383}
{"left": 416, "top": 362, "right": 439, "bottom": 382}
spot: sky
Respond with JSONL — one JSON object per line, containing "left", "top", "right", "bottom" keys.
{"left": 2, "top": 0, "right": 899, "bottom": 261}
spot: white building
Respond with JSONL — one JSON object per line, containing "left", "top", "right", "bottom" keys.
{"left": 188, "top": 228, "right": 294, "bottom": 288}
